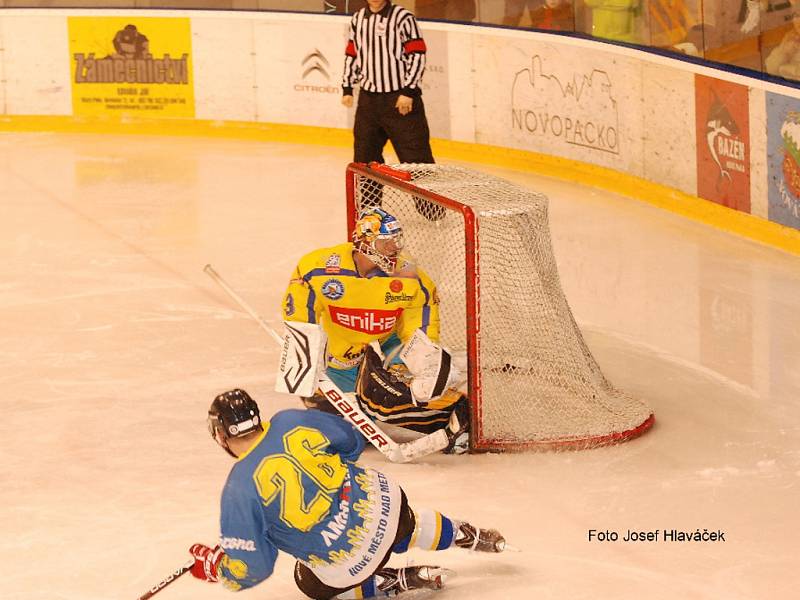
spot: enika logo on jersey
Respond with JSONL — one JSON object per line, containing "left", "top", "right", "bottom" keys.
{"left": 328, "top": 306, "right": 402, "bottom": 334}
{"left": 321, "top": 278, "right": 345, "bottom": 300}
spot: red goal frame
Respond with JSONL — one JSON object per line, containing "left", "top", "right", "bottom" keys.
{"left": 346, "top": 162, "right": 654, "bottom": 452}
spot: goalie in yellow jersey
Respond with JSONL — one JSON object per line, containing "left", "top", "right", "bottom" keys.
{"left": 278, "top": 207, "right": 469, "bottom": 454}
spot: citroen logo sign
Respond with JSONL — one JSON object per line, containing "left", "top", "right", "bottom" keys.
{"left": 302, "top": 49, "right": 330, "bottom": 80}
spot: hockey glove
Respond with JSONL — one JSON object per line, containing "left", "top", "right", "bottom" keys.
{"left": 188, "top": 543, "right": 224, "bottom": 582}
{"left": 356, "top": 344, "right": 415, "bottom": 409}
{"left": 400, "top": 329, "right": 462, "bottom": 403}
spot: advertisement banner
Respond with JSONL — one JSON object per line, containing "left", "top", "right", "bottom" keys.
{"left": 254, "top": 20, "right": 349, "bottom": 128}
{"left": 766, "top": 92, "right": 800, "bottom": 230}
{"left": 253, "top": 18, "right": 449, "bottom": 136}
{"left": 68, "top": 17, "right": 194, "bottom": 117}
{"left": 509, "top": 53, "right": 621, "bottom": 156}
{"left": 694, "top": 75, "right": 750, "bottom": 212}
{"left": 472, "top": 35, "right": 642, "bottom": 172}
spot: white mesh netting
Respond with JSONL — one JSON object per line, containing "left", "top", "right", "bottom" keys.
{"left": 350, "top": 164, "right": 653, "bottom": 450}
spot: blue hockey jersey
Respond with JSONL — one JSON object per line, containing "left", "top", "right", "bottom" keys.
{"left": 216, "top": 409, "right": 402, "bottom": 591}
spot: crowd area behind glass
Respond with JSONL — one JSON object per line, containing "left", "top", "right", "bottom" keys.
{"left": 2, "top": 1, "right": 798, "bottom": 83}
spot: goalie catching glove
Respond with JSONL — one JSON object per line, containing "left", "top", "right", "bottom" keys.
{"left": 399, "top": 329, "right": 462, "bottom": 403}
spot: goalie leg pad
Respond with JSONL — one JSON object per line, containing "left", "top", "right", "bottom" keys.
{"left": 274, "top": 321, "right": 327, "bottom": 397}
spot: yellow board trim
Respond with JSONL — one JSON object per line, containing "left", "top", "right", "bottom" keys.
{"left": 2, "top": 114, "right": 799, "bottom": 257}
{"left": 432, "top": 139, "right": 800, "bottom": 258}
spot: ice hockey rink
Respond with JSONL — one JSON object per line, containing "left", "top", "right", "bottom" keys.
{"left": 1, "top": 131, "right": 798, "bottom": 600}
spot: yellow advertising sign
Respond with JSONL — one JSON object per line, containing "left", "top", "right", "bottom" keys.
{"left": 68, "top": 17, "right": 194, "bottom": 117}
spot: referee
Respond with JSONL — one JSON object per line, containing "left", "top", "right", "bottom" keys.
{"left": 341, "top": 0, "right": 435, "bottom": 166}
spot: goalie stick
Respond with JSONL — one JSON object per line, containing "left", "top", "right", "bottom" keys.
{"left": 136, "top": 559, "right": 194, "bottom": 600}
{"left": 202, "top": 264, "right": 449, "bottom": 462}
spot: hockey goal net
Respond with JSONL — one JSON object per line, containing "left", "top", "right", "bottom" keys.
{"left": 346, "top": 162, "right": 654, "bottom": 452}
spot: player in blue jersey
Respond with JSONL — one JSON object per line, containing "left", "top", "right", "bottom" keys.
{"left": 278, "top": 207, "right": 470, "bottom": 454}
{"left": 188, "top": 389, "right": 506, "bottom": 598}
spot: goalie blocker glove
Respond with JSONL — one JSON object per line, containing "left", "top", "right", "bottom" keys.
{"left": 356, "top": 344, "right": 415, "bottom": 409}
{"left": 356, "top": 344, "right": 470, "bottom": 454}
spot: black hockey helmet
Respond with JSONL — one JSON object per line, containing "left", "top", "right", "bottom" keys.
{"left": 207, "top": 389, "right": 263, "bottom": 458}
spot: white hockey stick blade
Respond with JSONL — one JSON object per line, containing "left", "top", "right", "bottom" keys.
{"left": 395, "top": 429, "right": 449, "bottom": 462}
{"left": 203, "top": 264, "right": 449, "bottom": 463}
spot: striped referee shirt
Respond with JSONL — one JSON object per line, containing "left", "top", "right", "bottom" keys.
{"left": 342, "top": 2, "right": 427, "bottom": 96}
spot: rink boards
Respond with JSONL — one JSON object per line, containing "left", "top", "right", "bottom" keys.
{"left": 1, "top": 8, "right": 799, "bottom": 251}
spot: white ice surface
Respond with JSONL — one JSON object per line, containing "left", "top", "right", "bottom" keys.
{"left": 0, "top": 133, "right": 798, "bottom": 600}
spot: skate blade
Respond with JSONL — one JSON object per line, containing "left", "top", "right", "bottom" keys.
{"left": 501, "top": 542, "right": 521, "bottom": 552}
{"left": 421, "top": 566, "right": 456, "bottom": 588}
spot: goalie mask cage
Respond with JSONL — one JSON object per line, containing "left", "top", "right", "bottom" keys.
{"left": 346, "top": 162, "right": 654, "bottom": 452}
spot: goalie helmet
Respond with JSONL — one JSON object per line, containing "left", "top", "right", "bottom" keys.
{"left": 207, "top": 388, "right": 262, "bottom": 458}
{"left": 353, "top": 207, "right": 405, "bottom": 274}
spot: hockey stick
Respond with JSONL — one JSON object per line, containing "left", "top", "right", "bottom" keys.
{"left": 202, "top": 264, "right": 449, "bottom": 462}
{"left": 136, "top": 559, "right": 194, "bottom": 600}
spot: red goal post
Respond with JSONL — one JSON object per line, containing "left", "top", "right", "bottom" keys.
{"left": 346, "top": 162, "right": 654, "bottom": 452}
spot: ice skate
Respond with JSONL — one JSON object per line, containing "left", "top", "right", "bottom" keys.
{"left": 454, "top": 522, "right": 506, "bottom": 553}
{"left": 376, "top": 565, "right": 453, "bottom": 595}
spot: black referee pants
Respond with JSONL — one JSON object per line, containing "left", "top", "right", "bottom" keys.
{"left": 353, "top": 90, "right": 434, "bottom": 165}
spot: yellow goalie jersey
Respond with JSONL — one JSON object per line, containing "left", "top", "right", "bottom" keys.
{"left": 281, "top": 242, "right": 440, "bottom": 370}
